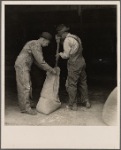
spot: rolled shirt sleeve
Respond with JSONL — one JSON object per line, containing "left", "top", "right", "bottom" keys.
{"left": 60, "top": 35, "right": 79, "bottom": 59}
{"left": 31, "top": 43, "right": 53, "bottom": 72}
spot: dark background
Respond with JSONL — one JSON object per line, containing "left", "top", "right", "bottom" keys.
{"left": 5, "top": 5, "right": 117, "bottom": 102}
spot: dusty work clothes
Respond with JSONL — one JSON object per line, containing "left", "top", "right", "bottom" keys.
{"left": 14, "top": 40, "right": 53, "bottom": 112}
{"left": 61, "top": 33, "right": 88, "bottom": 106}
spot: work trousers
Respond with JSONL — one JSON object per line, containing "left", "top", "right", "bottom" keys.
{"left": 66, "top": 61, "right": 88, "bottom": 106}
{"left": 15, "top": 68, "right": 33, "bottom": 112}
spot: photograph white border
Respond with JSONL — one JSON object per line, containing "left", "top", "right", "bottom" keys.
{"left": 1, "top": 1, "right": 120, "bottom": 149}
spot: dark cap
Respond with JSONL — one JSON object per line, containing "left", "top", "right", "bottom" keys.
{"left": 56, "top": 24, "right": 70, "bottom": 34}
{"left": 40, "top": 32, "right": 52, "bottom": 41}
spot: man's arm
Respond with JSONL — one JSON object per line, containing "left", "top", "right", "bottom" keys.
{"left": 31, "top": 43, "right": 54, "bottom": 73}
{"left": 59, "top": 37, "right": 79, "bottom": 59}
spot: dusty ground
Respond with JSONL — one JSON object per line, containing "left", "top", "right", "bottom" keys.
{"left": 5, "top": 102, "right": 105, "bottom": 126}
{"left": 5, "top": 81, "right": 115, "bottom": 126}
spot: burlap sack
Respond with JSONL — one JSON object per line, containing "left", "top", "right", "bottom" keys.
{"left": 36, "top": 67, "right": 61, "bottom": 114}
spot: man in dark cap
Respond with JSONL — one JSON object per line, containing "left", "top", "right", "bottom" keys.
{"left": 15, "top": 32, "right": 57, "bottom": 115}
{"left": 55, "top": 24, "right": 91, "bottom": 111}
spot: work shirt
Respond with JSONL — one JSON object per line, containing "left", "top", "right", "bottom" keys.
{"left": 15, "top": 40, "right": 53, "bottom": 72}
{"left": 59, "top": 33, "right": 82, "bottom": 59}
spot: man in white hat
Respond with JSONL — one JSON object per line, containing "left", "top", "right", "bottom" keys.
{"left": 55, "top": 24, "right": 91, "bottom": 111}
{"left": 15, "top": 32, "right": 57, "bottom": 115}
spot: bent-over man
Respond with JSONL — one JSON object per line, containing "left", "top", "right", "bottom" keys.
{"left": 15, "top": 32, "right": 57, "bottom": 115}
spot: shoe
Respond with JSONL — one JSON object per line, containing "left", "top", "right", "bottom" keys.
{"left": 72, "top": 103, "right": 78, "bottom": 111}
{"left": 85, "top": 100, "right": 91, "bottom": 108}
{"left": 66, "top": 104, "right": 78, "bottom": 111}
{"left": 26, "top": 109, "right": 37, "bottom": 115}
{"left": 66, "top": 105, "right": 72, "bottom": 110}
{"left": 21, "top": 108, "right": 37, "bottom": 115}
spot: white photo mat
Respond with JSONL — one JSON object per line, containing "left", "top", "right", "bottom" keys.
{"left": 1, "top": 1, "right": 120, "bottom": 149}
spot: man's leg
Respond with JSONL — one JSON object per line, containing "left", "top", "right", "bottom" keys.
{"left": 66, "top": 71, "right": 79, "bottom": 111}
{"left": 29, "top": 82, "right": 36, "bottom": 108}
{"left": 16, "top": 69, "right": 37, "bottom": 115}
{"left": 78, "top": 66, "right": 91, "bottom": 108}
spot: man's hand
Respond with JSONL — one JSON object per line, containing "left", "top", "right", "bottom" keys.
{"left": 51, "top": 68, "right": 57, "bottom": 74}
{"left": 55, "top": 53, "right": 60, "bottom": 60}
